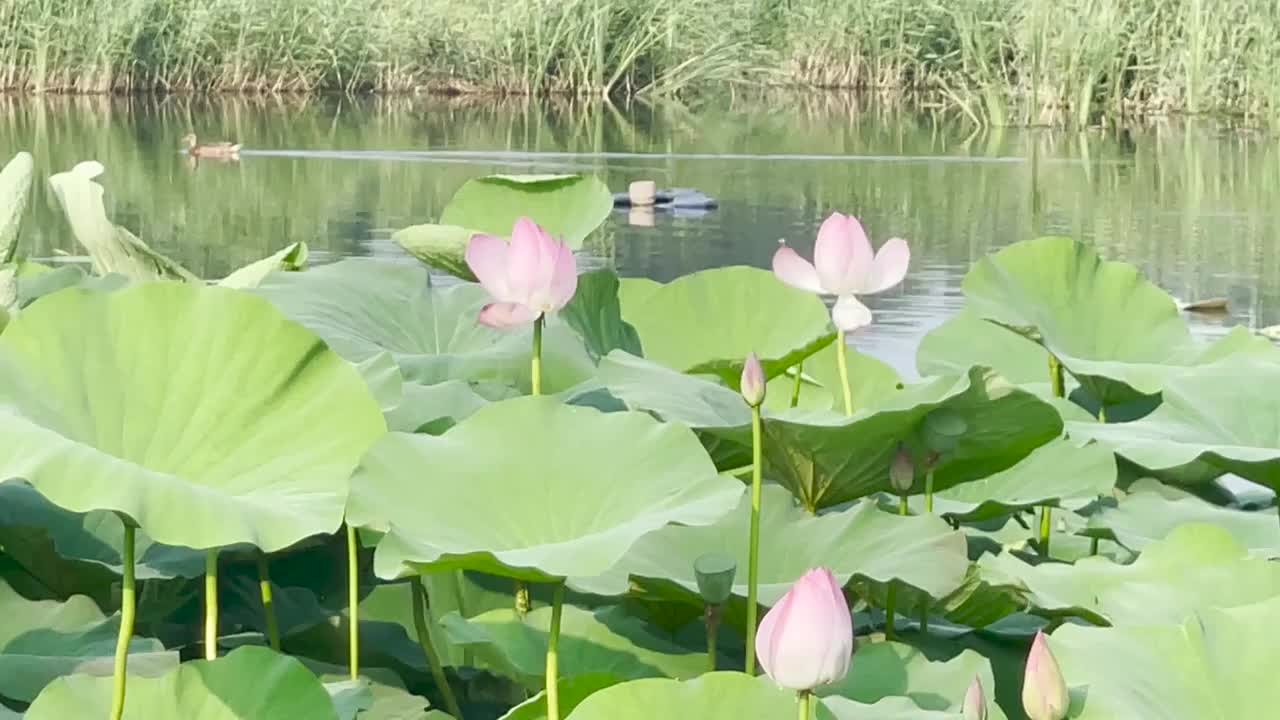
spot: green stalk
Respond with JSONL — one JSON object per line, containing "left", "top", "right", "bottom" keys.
{"left": 898, "top": 494, "right": 908, "bottom": 515}
{"left": 257, "top": 551, "right": 280, "bottom": 651}
{"left": 924, "top": 469, "right": 935, "bottom": 513}
{"left": 884, "top": 583, "right": 897, "bottom": 640}
{"left": 835, "top": 331, "right": 854, "bottom": 415}
{"left": 705, "top": 604, "right": 720, "bottom": 673}
{"left": 347, "top": 523, "right": 359, "bottom": 680}
{"left": 109, "top": 522, "right": 136, "bottom": 720}
{"left": 531, "top": 314, "right": 544, "bottom": 396}
{"left": 546, "top": 582, "right": 566, "bottom": 720}
{"left": 1039, "top": 506, "right": 1052, "bottom": 556}
{"left": 204, "top": 549, "right": 219, "bottom": 661}
{"left": 744, "top": 405, "right": 764, "bottom": 674}
{"left": 797, "top": 690, "right": 812, "bottom": 720}
{"left": 789, "top": 362, "right": 803, "bottom": 408}
{"left": 411, "top": 579, "right": 465, "bottom": 720}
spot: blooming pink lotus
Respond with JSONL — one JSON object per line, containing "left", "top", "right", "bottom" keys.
{"left": 756, "top": 567, "right": 854, "bottom": 691}
{"left": 963, "top": 675, "right": 988, "bottom": 720}
{"left": 772, "top": 212, "right": 909, "bottom": 332}
{"left": 465, "top": 217, "right": 578, "bottom": 330}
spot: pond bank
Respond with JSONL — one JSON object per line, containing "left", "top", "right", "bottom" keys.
{"left": 3, "top": 0, "right": 1279, "bottom": 127}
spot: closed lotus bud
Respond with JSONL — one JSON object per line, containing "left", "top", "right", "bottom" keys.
{"left": 962, "top": 675, "right": 987, "bottom": 720}
{"left": 1022, "top": 630, "right": 1069, "bottom": 720}
{"left": 741, "top": 352, "right": 766, "bottom": 407}
{"left": 889, "top": 444, "right": 914, "bottom": 493}
{"left": 756, "top": 567, "right": 853, "bottom": 691}
{"left": 693, "top": 552, "right": 737, "bottom": 606}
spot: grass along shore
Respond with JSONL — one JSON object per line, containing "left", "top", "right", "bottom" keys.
{"left": 2, "top": 0, "right": 1279, "bottom": 127}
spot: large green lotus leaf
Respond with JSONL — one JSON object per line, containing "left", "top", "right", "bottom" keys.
{"left": 351, "top": 396, "right": 742, "bottom": 582}
{"left": 254, "top": 258, "right": 593, "bottom": 392}
{"left": 25, "top": 645, "right": 338, "bottom": 719}
{"left": 558, "top": 269, "right": 643, "bottom": 362}
{"left": 216, "top": 242, "right": 309, "bottom": 289}
{"left": 617, "top": 266, "right": 836, "bottom": 385}
{"left": 572, "top": 485, "right": 967, "bottom": 612}
{"left": 0, "top": 579, "right": 175, "bottom": 703}
{"left": 498, "top": 673, "right": 622, "bottom": 720}
{"left": 822, "top": 696, "right": 963, "bottom": 719}
{"left": 0, "top": 481, "right": 204, "bottom": 580}
{"left": 47, "top": 161, "right": 201, "bottom": 283}
{"left": 821, "top": 641, "right": 1005, "bottom": 719}
{"left": 321, "top": 676, "right": 434, "bottom": 720}
{"left": 979, "top": 524, "right": 1280, "bottom": 626}
{"left": 0, "top": 282, "right": 385, "bottom": 551}
{"left": 565, "top": 672, "right": 847, "bottom": 720}
{"left": 917, "top": 308, "right": 1051, "bottom": 387}
{"left": 1088, "top": 479, "right": 1280, "bottom": 557}
{"left": 598, "top": 352, "right": 1062, "bottom": 509}
{"left": 1, "top": 152, "right": 33, "bottom": 263}
{"left": 910, "top": 439, "right": 1116, "bottom": 521}
{"left": 960, "top": 236, "right": 1277, "bottom": 405}
{"left": 440, "top": 174, "right": 613, "bottom": 249}
{"left": 442, "top": 605, "right": 703, "bottom": 690}
{"left": 1069, "top": 355, "right": 1280, "bottom": 489}
{"left": 392, "top": 224, "right": 481, "bottom": 281}
{"left": 387, "top": 379, "right": 490, "bottom": 434}
{"left": 1049, "top": 595, "right": 1280, "bottom": 719}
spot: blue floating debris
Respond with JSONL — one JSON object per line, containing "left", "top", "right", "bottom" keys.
{"left": 612, "top": 187, "right": 718, "bottom": 210}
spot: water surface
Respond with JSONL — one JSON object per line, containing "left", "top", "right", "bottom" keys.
{"left": 2, "top": 95, "right": 1277, "bottom": 374}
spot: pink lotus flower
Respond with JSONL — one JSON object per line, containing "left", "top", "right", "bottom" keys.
{"left": 963, "top": 675, "right": 988, "bottom": 720}
{"left": 740, "top": 352, "right": 766, "bottom": 407}
{"left": 465, "top": 217, "right": 578, "bottom": 330}
{"left": 1022, "top": 630, "right": 1069, "bottom": 720}
{"left": 756, "top": 567, "right": 854, "bottom": 691}
{"left": 772, "top": 212, "right": 909, "bottom": 332}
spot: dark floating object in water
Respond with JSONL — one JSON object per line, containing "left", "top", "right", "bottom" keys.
{"left": 613, "top": 187, "right": 718, "bottom": 210}
{"left": 1179, "top": 297, "right": 1230, "bottom": 313}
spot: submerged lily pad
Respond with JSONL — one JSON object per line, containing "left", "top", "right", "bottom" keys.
{"left": 979, "top": 524, "right": 1280, "bottom": 626}
{"left": 441, "top": 605, "right": 704, "bottom": 689}
{"left": 1049, "top": 595, "right": 1280, "bottom": 718}
{"left": 25, "top": 646, "right": 337, "bottom": 719}
{"left": 0, "top": 282, "right": 385, "bottom": 551}
{"left": 617, "top": 266, "right": 836, "bottom": 385}
{"left": 0, "top": 579, "right": 175, "bottom": 703}
{"left": 598, "top": 352, "right": 1061, "bottom": 509}
{"left": 1088, "top": 479, "right": 1280, "bottom": 557}
{"left": 254, "top": 258, "right": 593, "bottom": 391}
{"left": 1069, "top": 355, "right": 1280, "bottom": 489}
{"left": 572, "top": 485, "right": 968, "bottom": 612}
{"left": 350, "top": 396, "right": 742, "bottom": 582}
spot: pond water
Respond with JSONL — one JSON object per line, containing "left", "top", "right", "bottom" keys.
{"left": 2, "top": 95, "right": 1277, "bottom": 375}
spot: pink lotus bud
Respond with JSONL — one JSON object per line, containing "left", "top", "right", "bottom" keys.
{"left": 889, "top": 444, "right": 913, "bottom": 493}
{"left": 740, "top": 352, "right": 766, "bottom": 407}
{"left": 756, "top": 567, "right": 853, "bottom": 691}
{"left": 1022, "top": 630, "right": 1069, "bottom": 720}
{"left": 962, "top": 675, "right": 987, "bottom": 720}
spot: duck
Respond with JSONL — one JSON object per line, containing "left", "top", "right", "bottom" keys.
{"left": 181, "top": 133, "right": 241, "bottom": 159}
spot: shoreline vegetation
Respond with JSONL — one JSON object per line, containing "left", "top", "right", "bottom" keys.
{"left": 2, "top": 0, "right": 1279, "bottom": 127}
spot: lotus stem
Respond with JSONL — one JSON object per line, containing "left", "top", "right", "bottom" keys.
{"left": 920, "top": 608, "right": 929, "bottom": 633}
{"left": 411, "top": 578, "right": 465, "bottom": 720}
{"left": 790, "top": 362, "right": 803, "bottom": 408}
{"left": 1048, "top": 354, "right": 1065, "bottom": 398}
{"left": 256, "top": 551, "right": 281, "bottom": 651}
{"left": 1039, "top": 506, "right": 1052, "bottom": 556}
{"left": 924, "top": 469, "right": 935, "bottom": 513}
{"left": 835, "top": 331, "right": 854, "bottom": 415}
{"left": 884, "top": 582, "right": 897, "bottom": 640}
{"left": 1090, "top": 537, "right": 1100, "bottom": 556}
{"left": 109, "top": 522, "right": 136, "bottom": 720}
{"left": 704, "top": 603, "right": 721, "bottom": 673}
{"left": 346, "top": 523, "right": 360, "bottom": 680}
{"left": 531, "top": 314, "right": 544, "bottom": 396}
{"left": 204, "top": 549, "right": 219, "bottom": 660}
{"left": 898, "top": 494, "right": 908, "bottom": 515}
{"left": 1098, "top": 406, "right": 1107, "bottom": 423}
{"left": 546, "top": 581, "right": 566, "bottom": 720}
{"left": 797, "top": 689, "right": 812, "bottom": 720}
{"left": 744, "top": 404, "right": 764, "bottom": 674}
